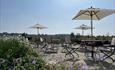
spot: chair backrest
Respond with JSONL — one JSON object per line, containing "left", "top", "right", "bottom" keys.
{"left": 40, "top": 37, "right": 44, "bottom": 42}
{"left": 111, "top": 38, "right": 115, "bottom": 46}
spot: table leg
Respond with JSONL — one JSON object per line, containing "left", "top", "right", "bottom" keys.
{"left": 91, "top": 46, "right": 95, "bottom": 59}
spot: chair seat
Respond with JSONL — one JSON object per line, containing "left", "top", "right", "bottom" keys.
{"left": 100, "top": 49, "right": 111, "bottom": 52}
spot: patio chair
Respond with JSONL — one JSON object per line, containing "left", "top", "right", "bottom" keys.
{"left": 80, "top": 41, "right": 86, "bottom": 49}
{"left": 62, "top": 37, "right": 79, "bottom": 60}
{"left": 43, "top": 43, "right": 58, "bottom": 54}
{"left": 99, "top": 38, "right": 115, "bottom": 62}
{"left": 40, "top": 43, "right": 48, "bottom": 52}
{"left": 44, "top": 47, "right": 58, "bottom": 54}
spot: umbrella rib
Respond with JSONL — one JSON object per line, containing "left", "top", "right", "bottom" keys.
{"left": 87, "top": 10, "right": 100, "bottom": 20}
{"left": 93, "top": 11, "right": 100, "bottom": 20}
{"left": 87, "top": 11, "right": 92, "bottom": 17}
{"left": 73, "top": 10, "right": 89, "bottom": 19}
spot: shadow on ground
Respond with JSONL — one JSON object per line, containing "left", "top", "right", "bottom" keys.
{"left": 84, "top": 59, "right": 115, "bottom": 70}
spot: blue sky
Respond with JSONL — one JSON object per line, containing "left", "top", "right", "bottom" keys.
{"left": 0, "top": 0, "right": 115, "bottom": 35}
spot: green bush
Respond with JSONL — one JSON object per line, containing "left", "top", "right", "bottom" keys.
{"left": 0, "top": 38, "right": 45, "bottom": 70}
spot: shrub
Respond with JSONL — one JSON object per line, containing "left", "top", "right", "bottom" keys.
{"left": 0, "top": 38, "right": 45, "bottom": 70}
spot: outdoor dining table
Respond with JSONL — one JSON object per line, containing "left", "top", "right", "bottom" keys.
{"left": 81, "top": 40, "right": 115, "bottom": 61}
{"left": 81, "top": 40, "right": 103, "bottom": 59}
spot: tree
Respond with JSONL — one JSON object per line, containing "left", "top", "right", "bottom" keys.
{"left": 70, "top": 33, "right": 76, "bottom": 44}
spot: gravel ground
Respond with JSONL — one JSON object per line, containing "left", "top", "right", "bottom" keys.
{"left": 33, "top": 44, "right": 115, "bottom": 70}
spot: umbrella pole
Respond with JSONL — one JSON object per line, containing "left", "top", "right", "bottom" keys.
{"left": 91, "top": 17, "right": 93, "bottom": 39}
{"left": 82, "top": 29, "right": 84, "bottom": 36}
{"left": 90, "top": 10, "right": 94, "bottom": 59}
{"left": 82, "top": 29, "right": 84, "bottom": 40}
{"left": 81, "top": 29, "right": 84, "bottom": 40}
{"left": 37, "top": 29, "right": 40, "bottom": 48}
{"left": 37, "top": 28, "right": 39, "bottom": 35}
{"left": 91, "top": 10, "right": 93, "bottom": 39}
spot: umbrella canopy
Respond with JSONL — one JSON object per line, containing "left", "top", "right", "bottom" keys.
{"left": 75, "top": 24, "right": 92, "bottom": 30}
{"left": 73, "top": 6, "right": 115, "bottom": 38}
{"left": 73, "top": 7, "right": 115, "bottom": 20}
{"left": 31, "top": 24, "right": 47, "bottom": 29}
{"left": 31, "top": 24, "right": 47, "bottom": 35}
{"left": 74, "top": 24, "right": 94, "bottom": 36}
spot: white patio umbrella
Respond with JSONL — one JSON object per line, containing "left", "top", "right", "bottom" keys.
{"left": 31, "top": 24, "right": 47, "bottom": 35}
{"left": 72, "top": 6, "right": 115, "bottom": 39}
{"left": 74, "top": 24, "right": 94, "bottom": 36}
{"left": 30, "top": 23, "right": 47, "bottom": 48}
